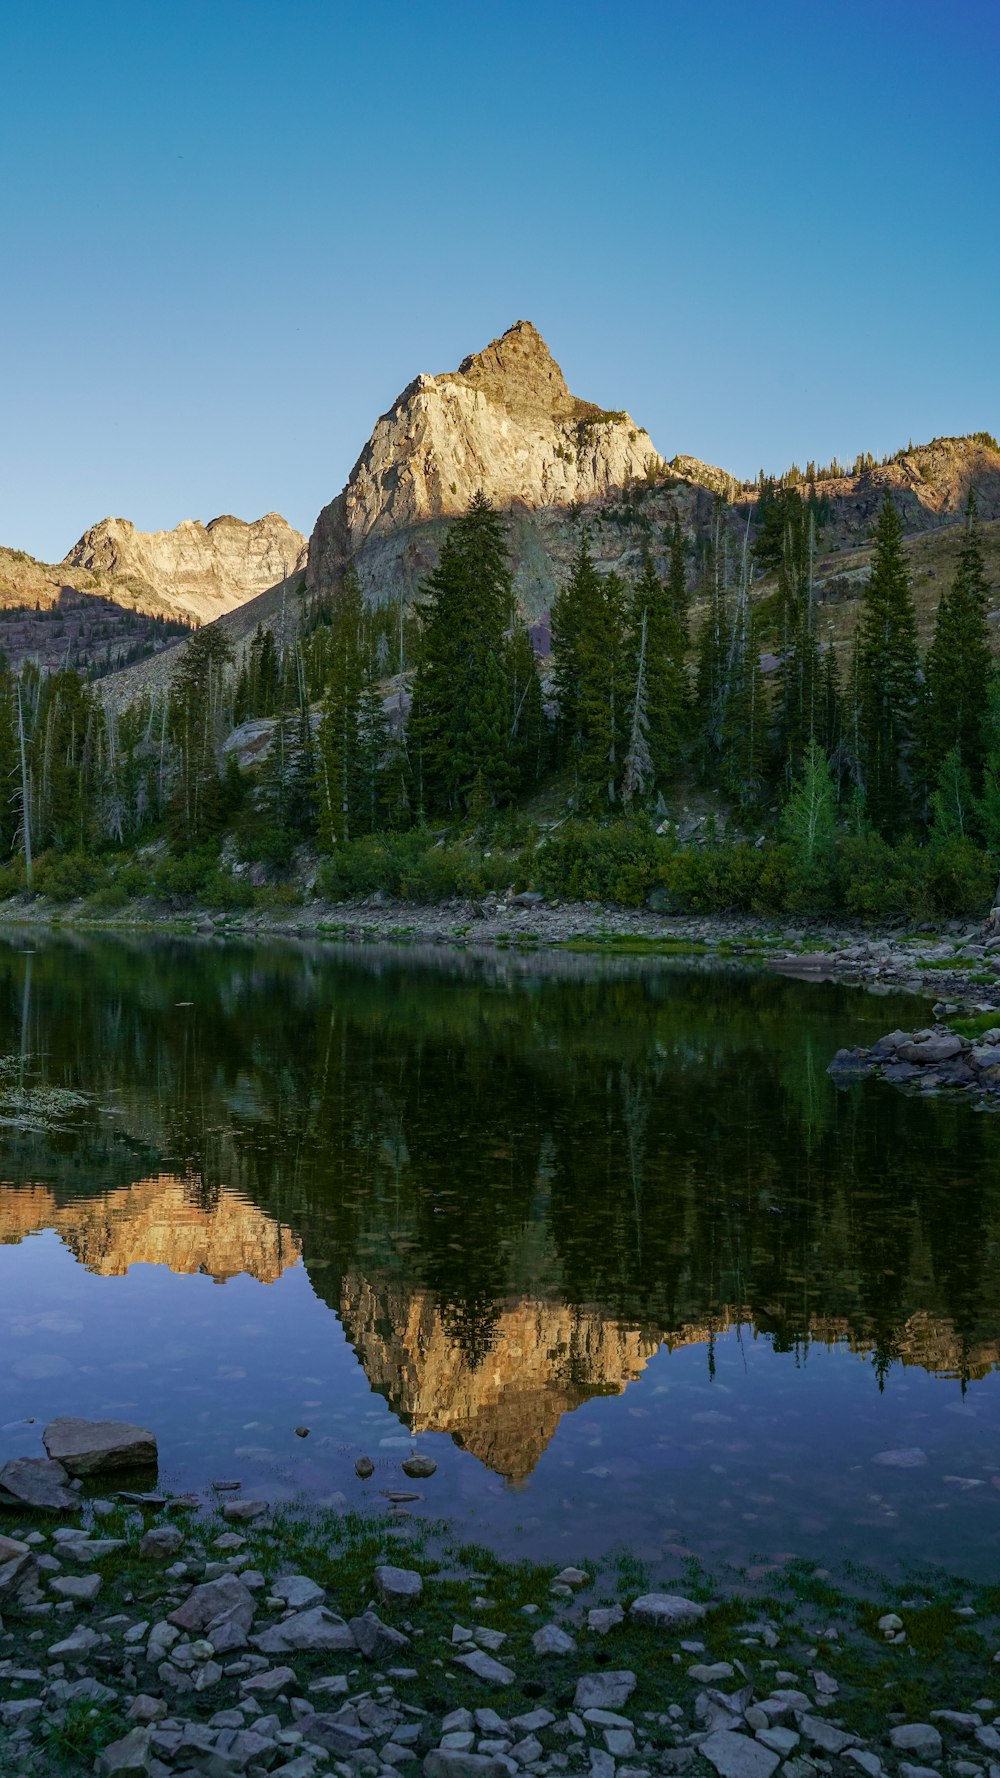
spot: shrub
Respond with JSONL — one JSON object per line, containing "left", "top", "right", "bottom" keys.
{"left": 33, "top": 850, "right": 109, "bottom": 902}
{"left": 152, "top": 848, "right": 219, "bottom": 900}
{"left": 532, "top": 821, "right": 661, "bottom": 905}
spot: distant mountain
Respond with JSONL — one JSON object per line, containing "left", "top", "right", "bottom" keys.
{"left": 0, "top": 511, "right": 306, "bottom": 676}
{"left": 63, "top": 511, "right": 308, "bottom": 626}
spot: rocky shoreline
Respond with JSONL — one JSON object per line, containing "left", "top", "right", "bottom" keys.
{"left": 2, "top": 1420, "right": 1000, "bottom": 1778}
{"left": 2, "top": 895, "right": 1000, "bottom": 1010}
{"left": 830, "top": 1023, "right": 1000, "bottom": 1105}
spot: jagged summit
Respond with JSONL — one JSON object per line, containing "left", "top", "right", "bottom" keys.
{"left": 65, "top": 510, "right": 307, "bottom": 625}
{"left": 445, "top": 319, "right": 585, "bottom": 422}
{"left": 307, "top": 319, "right": 665, "bottom": 615}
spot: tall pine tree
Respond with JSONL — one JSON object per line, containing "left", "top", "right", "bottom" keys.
{"left": 854, "top": 492, "right": 919, "bottom": 835}
{"left": 921, "top": 491, "right": 993, "bottom": 792}
{"left": 409, "top": 493, "right": 517, "bottom": 816}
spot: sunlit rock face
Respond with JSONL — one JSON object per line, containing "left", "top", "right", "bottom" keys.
{"left": 307, "top": 321, "right": 720, "bottom": 621}
{"left": 64, "top": 512, "right": 308, "bottom": 625}
{"left": 0, "top": 1178, "right": 301, "bottom": 1284}
{"left": 337, "top": 1270, "right": 660, "bottom": 1481}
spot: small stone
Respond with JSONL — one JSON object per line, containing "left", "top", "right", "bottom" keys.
{"left": 629, "top": 1593, "right": 706, "bottom": 1630}
{"left": 553, "top": 1567, "right": 590, "bottom": 1588}
{"left": 877, "top": 1612, "right": 903, "bottom": 1633}
{"left": 355, "top": 1456, "right": 375, "bottom": 1478}
{"left": 350, "top": 1609, "right": 411, "bottom": 1663}
{"left": 533, "top": 1623, "right": 577, "bottom": 1656}
{"left": 51, "top": 1572, "right": 102, "bottom": 1602}
{"left": 253, "top": 1605, "right": 356, "bottom": 1654}
{"left": 241, "top": 1664, "right": 297, "bottom": 1698}
{"left": 512, "top": 1734, "right": 545, "bottom": 1763}
{"left": 588, "top": 1605, "right": 624, "bottom": 1635}
{"left": 48, "top": 1625, "right": 104, "bottom": 1656}
{"left": 455, "top": 1648, "right": 516, "bottom": 1686}
{"left": 270, "top": 1573, "right": 325, "bottom": 1610}
{"left": 700, "top": 1729, "right": 780, "bottom": 1778}
{"left": 843, "top": 1752, "right": 883, "bottom": 1777}
{"left": 222, "top": 1498, "right": 269, "bottom": 1523}
{"left": 95, "top": 1726, "right": 154, "bottom": 1775}
{"left": 140, "top": 1525, "right": 184, "bottom": 1559}
{"left": 574, "top": 1673, "right": 637, "bottom": 1711}
{"left": 795, "top": 1713, "right": 856, "bottom": 1755}
{"left": 756, "top": 1727, "right": 799, "bottom": 1756}
{"left": 423, "top": 1755, "right": 509, "bottom": 1778}
{"left": 689, "top": 1662, "right": 735, "bottom": 1682}
{"left": 375, "top": 1564, "right": 424, "bottom": 1604}
{"left": 890, "top": 1725, "right": 943, "bottom": 1762}
{"left": 127, "top": 1695, "right": 166, "bottom": 1724}
{"left": 402, "top": 1455, "right": 437, "bottom": 1478}
{"left": 295, "top": 1426, "right": 309, "bottom": 1438}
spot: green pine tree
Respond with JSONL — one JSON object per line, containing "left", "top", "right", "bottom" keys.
{"left": 854, "top": 493, "right": 919, "bottom": 835}
{"left": 921, "top": 491, "right": 994, "bottom": 792}
{"left": 408, "top": 492, "right": 517, "bottom": 815}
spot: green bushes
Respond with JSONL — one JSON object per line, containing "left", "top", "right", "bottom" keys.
{"left": 316, "top": 832, "right": 518, "bottom": 903}
{"left": 532, "top": 821, "right": 661, "bottom": 904}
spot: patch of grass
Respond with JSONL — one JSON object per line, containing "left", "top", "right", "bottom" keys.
{"left": 950, "top": 1009, "right": 1000, "bottom": 1039}
{"left": 41, "top": 1701, "right": 126, "bottom": 1771}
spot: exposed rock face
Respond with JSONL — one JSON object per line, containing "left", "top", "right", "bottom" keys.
{"left": 0, "top": 1177, "right": 300, "bottom": 1284}
{"left": 337, "top": 1269, "right": 660, "bottom": 1481}
{"left": 308, "top": 321, "right": 685, "bottom": 620}
{"left": 64, "top": 511, "right": 307, "bottom": 625}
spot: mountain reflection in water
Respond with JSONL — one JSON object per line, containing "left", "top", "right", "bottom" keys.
{"left": 1, "top": 934, "right": 999, "bottom": 1569}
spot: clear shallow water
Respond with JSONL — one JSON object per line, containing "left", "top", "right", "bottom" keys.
{"left": 0, "top": 933, "right": 998, "bottom": 1579}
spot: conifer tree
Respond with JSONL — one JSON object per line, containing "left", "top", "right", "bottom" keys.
{"left": 854, "top": 493, "right": 919, "bottom": 835}
{"left": 630, "top": 549, "right": 687, "bottom": 789}
{"left": 776, "top": 511, "right": 821, "bottom": 776}
{"left": 408, "top": 493, "right": 516, "bottom": 815}
{"left": 551, "top": 531, "right": 600, "bottom": 766}
{"left": 921, "top": 492, "right": 993, "bottom": 791}
{"left": 622, "top": 608, "right": 654, "bottom": 805}
{"left": 508, "top": 623, "right": 548, "bottom": 791}
{"left": 316, "top": 568, "right": 365, "bottom": 847}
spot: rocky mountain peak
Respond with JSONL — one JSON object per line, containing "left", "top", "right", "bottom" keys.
{"left": 307, "top": 321, "right": 663, "bottom": 614}
{"left": 64, "top": 511, "right": 307, "bottom": 625}
{"left": 444, "top": 319, "right": 581, "bottom": 423}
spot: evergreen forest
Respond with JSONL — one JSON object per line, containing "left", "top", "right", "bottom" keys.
{"left": 0, "top": 485, "right": 998, "bottom": 924}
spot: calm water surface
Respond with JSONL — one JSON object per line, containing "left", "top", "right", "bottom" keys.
{"left": 0, "top": 933, "right": 997, "bottom": 1580}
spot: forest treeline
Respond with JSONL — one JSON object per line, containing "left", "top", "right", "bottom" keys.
{"left": 0, "top": 482, "right": 997, "bottom": 920}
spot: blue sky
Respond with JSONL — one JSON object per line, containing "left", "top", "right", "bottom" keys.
{"left": 2, "top": 0, "right": 997, "bottom": 562}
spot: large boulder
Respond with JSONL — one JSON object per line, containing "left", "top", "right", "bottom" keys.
{"left": 251, "top": 1605, "right": 356, "bottom": 1654}
{"left": 896, "top": 1033, "right": 964, "bottom": 1065}
{"left": 0, "top": 1456, "right": 79, "bottom": 1511}
{"left": 42, "top": 1418, "right": 157, "bottom": 1477}
{"left": 168, "top": 1577, "right": 256, "bottom": 1653}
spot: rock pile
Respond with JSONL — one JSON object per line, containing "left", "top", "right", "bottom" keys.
{"left": 829, "top": 1024, "right": 1000, "bottom": 1102}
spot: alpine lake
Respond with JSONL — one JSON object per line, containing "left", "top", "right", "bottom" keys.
{"left": 1, "top": 932, "right": 998, "bottom": 1588}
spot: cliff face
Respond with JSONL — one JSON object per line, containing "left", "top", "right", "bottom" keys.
{"left": 307, "top": 321, "right": 701, "bottom": 620}
{"left": 0, "top": 1177, "right": 300, "bottom": 1284}
{"left": 64, "top": 512, "right": 308, "bottom": 625}
{"left": 337, "top": 1269, "right": 658, "bottom": 1481}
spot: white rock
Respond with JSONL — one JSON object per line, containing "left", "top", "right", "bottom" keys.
{"left": 532, "top": 1623, "right": 576, "bottom": 1657}
{"left": 700, "top": 1728, "right": 780, "bottom": 1778}
{"left": 629, "top": 1593, "right": 707, "bottom": 1630}
{"left": 890, "top": 1724, "right": 942, "bottom": 1761}
{"left": 375, "top": 1564, "right": 423, "bottom": 1604}
{"left": 574, "top": 1673, "right": 637, "bottom": 1711}
{"left": 43, "top": 1417, "right": 157, "bottom": 1477}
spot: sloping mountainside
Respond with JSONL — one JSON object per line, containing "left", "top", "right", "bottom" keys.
{"left": 307, "top": 319, "right": 730, "bottom": 620}
{"left": 306, "top": 320, "right": 1000, "bottom": 624}
{"left": 64, "top": 511, "right": 308, "bottom": 625}
{"left": 0, "top": 511, "right": 306, "bottom": 676}
{"left": 95, "top": 321, "right": 1000, "bottom": 707}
